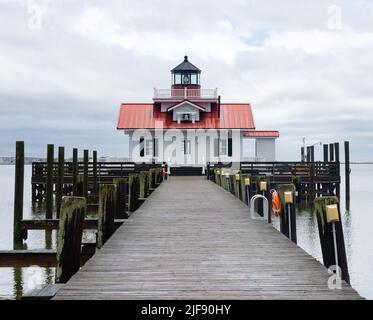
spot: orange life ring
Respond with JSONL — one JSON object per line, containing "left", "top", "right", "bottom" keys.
{"left": 272, "top": 191, "right": 281, "bottom": 217}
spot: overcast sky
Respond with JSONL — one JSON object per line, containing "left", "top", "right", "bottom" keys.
{"left": 0, "top": 0, "right": 372, "bottom": 161}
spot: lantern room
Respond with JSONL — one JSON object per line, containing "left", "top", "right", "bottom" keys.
{"left": 171, "top": 55, "right": 201, "bottom": 89}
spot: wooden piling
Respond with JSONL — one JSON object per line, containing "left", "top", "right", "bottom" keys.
{"left": 344, "top": 141, "right": 350, "bottom": 211}
{"left": 239, "top": 174, "right": 251, "bottom": 205}
{"left": 139, "top": 171, "right": 149, "bottom": 199}
{"left": 97, "top": 185, "right": 116, "bottom": 249}
{"left": 292, "top": 176, "right": 301, "bottom": 205}
{"left": 310, "top": 146, "right": 315, "bottom": 162}
{"left": 257, "top": 176, "right": 271, "bottom": 223}
{"left": 309, "top": 163, "right": 315, "bottom": 204}
{"left": 334, "top": 143, "right": 341, "bottom": 199}
{"left": 92, "top": 151, "right": 98, "bottom": 197}
{"left": 83, "top": 150, "right": 89, "bottom": 199}
{"left": 113, "top": 178, "right": 128, "bottom": 219}
{"left": 329, "top": 143, "right": 335, "bottom": 162}
{"left": 314, "top": 196, "right": 350, "bottom": 283}
{"left": 55, "top": 196, "right": 86, "bottom": 283}
{"left": 46, "top": 144, "right": 54, "bottom": 219}
{"left": 323, "top": 144, "right": 329, "bottom": 162}
{"left": 56, "top": 146, "right": 65, "bottom": 219}
{"left": 72, "top": 148, "right": 78, "bottom": 196}
{"left": 278, "top": 184, "right": 297, "bottom": 243}
{"left": 76, "top": 176, "right": 84, "bottom": 197}
{"left": 13, "top": 141, "right": 25, "bottom": 243}
{"left": 128, "top": 173, "right": 140, "bottom": 212}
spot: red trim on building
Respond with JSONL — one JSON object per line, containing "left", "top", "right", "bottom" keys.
{"left": 244, "top": 130, "right": 280, "bottom": 138}
{"left": 117, "top": 103, "right": 255, "bottom": 130}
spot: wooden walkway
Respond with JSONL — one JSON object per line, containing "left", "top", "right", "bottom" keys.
{"left": 54, "top": 177, "right": 362, "bottom": 300}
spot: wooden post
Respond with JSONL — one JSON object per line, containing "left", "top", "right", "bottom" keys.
{"left": 344, "top": 141, "right": 350, "bottom": 211}
{"left": 314, "top": 196, "right": 350, "bottom": 283}
{"left": 139, "top": 171, "right": 149, "bottom": 199}
{"left": 301, "top": 147, "right": 305, "bottom": 162}
{"left": 292, "top": 176, "right": 301, "bottom": 205}
{"left": 278, "top": 184, "right": 297, "bottom": 243}
{"left": 46, "top": 144, "right": 54, "bottom": 219}
{"left": 56, "top": 146, "right": 65, "bottom": 219}
{"left": 257, "top": 176, "right": 271, "bottom": 223}
{"left": 83, "top": 149, "right": 89, "bottom": 199}
{"left": 72, "top": 148, "right": 78, "bottom": 196}
{"left": 92, "top": 151, "right": 98, "bottom": 197}
{"left": 13, "top": 141, "right": 25, "bottom": 243}
{"left": 309, "top": 163, "right": 315, "bottom": 204}
{"left": 97, "top": 185, "right": 116, "bottom": 249}
{"left": 55, "top": 196, "right": 86, "bottom": 283}
{"left": 113, "top": 178, "right": 128, "bottom": 219}
{"left": 310, "top": 146, "right": 315, "bottom": 162}
{"left": 334, "top": 143, "right": 341, "bottom": 199}
{"left": 329, "top": 143, "right": 334, "bottom": 162}
{"left": 240, "top": 174, "right": 251, "bottom": 205}
{"left": 128, "top": 173, "right": 140, "bottom": 212}
{"left": 323, "top": 144, "right": 329, "bottom": 162}
{"left": 76, "top": 176, "right": 84, "bottom": 197}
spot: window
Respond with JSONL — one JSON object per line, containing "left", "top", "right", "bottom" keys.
{"left": 175, "top": 74, "right": 181, "bottom": 84}
{"left": 219, "top": 139, "right": 227, "bottom": 156}
{"left": 228, "top": 138, "right": 232, "bottom": 157}
{"left": 145, "top": 140, "right": 153, "bottom": 157}
{"left": 183, "top": 139, "right": 191, "bottom": 155}
{"left": 153, "top": 139, "right": 159, "bottom": 157}
{"left": 191, "top": 74, "right": 197, "bottom": 85}
{"left": 139, "top": 137, "right": 144, "bottom": 157}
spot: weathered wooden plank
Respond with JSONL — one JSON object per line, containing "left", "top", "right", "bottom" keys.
{"left": 54, "top": 177, "right": 362, "bottom": 300}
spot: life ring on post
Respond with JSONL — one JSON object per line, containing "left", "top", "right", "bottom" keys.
{"left": 271, "top": 190, "right": 281, "bottom": 217}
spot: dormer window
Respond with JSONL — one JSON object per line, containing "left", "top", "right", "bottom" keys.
{"left": 176, "top": 112, "right": 196, "bottom": 124}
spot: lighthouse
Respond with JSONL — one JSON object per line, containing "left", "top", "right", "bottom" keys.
{"left": 117, "top": 56, "right": 279, "bottom": 171}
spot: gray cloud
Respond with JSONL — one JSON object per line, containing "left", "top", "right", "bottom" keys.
{"left": 0, "top": 0, "right": 372, "bottom": 161}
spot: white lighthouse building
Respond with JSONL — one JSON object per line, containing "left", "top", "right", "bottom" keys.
{"left": 117, "top": 56, "right": 279, "bottom": 169}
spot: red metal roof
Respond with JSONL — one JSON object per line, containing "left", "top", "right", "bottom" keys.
{"left": 244, "top": 130, "right": 280, "bottom": 138}
{"left": 117, "top": 103, "right": 255, "bottom": 129}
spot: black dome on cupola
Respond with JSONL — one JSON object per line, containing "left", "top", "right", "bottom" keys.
{"left": 171, "top": 56, "right": 201, "bottom": 73}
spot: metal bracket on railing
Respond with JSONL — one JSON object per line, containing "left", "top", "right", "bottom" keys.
{"left": 249, "top": 195, "right": 269, "bottom": 221}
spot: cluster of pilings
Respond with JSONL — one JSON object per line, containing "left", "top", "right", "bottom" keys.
{"left": 5, "top": 141, "right": 165, "bottom": 295}
{"left": 301, "top": 141, "right": 351, "bottom": 211}
{"left": 209, "top": 145, "right": 351, "bottom": 285}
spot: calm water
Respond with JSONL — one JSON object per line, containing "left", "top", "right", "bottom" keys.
{"left": 0, "top": 164, "right": 372, "bottom": 299}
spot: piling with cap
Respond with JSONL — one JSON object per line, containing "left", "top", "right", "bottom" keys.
{"left": 257, "top": 176, "right": 271, "bottom": 223}
{"left": 240, "top": 174, "right": 251, "bottom": 205}
{"left": 278, "top": 184, "right": 297, "bottom": 243}
{"left": 314, "top": 196, "right": 350, "bottom": 283}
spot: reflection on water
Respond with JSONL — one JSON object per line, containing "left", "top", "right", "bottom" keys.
{"left": 0, "top": 164, "right": 373, "bottom": 299}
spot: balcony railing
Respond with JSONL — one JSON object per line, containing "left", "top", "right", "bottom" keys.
{"left": 153, "top": 88, "right": 218, "bottom": 100}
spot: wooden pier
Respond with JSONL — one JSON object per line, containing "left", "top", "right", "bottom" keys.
{"left": 53, "top": 176, "right": 361, "bottom": 300}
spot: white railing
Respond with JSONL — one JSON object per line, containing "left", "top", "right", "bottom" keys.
{"left": 153, "top": 88, "right": 218, "bottom": 99}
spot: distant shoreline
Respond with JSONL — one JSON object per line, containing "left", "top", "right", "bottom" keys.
{"left": 0, "top": 160, "right": 372, "bottom": 165}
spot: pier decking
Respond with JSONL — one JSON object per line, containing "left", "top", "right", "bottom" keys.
{"left": 53, "top": 177, "right": 361, "bottom": 300}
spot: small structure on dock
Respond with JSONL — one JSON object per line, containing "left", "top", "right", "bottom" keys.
{"left": 117, "top": 56, "right": 279, "bottom": 166}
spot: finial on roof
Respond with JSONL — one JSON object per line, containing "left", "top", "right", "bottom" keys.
{"left": 184, "top": 55, "right": 188, "bottom": 61}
